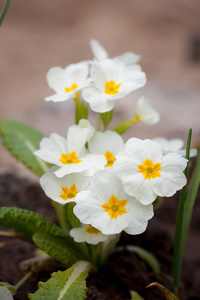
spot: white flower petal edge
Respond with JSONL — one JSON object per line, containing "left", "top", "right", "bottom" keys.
{"left": 134, "top": 96, "right": 160, "bottom": 125}
{"left": 40, "top": 167, "right": 91, "bottom": 205}
{"left": 114, "top": 138, "right": 188, "bottom": 204}
{"left": 69, "top": 224, "right": 116, "bottom": 245}
{"left": 90, "top": 39, "right": 140, "bottom": 65}
{"left": 73, "top": 169, "right": 153, "bottom": 235}
{"left": 153, "top": 137, "right": 197, "bottom": 158}
{"left": 34, "top": 123, "right": 106, "bottom": 177}
{"left": 82, "top": 59, "right": 146, "bottom": 113}
{"left": 45, "top": 62, "right": 90, "bottom": 102}
{"left": 88, "top": 130, "right": 125, "bottom": 167}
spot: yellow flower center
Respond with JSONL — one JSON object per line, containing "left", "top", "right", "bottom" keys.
{"left": 105, "top": 80, "right": 121, "bottom": 95}
{"left": 59, "top": 184, "right": 79, "bottom": 200}
{"left": 85, "top": 225, "right": 100, "bottom": 235}
{"left": 104, "top": 150, "right": 116, "bottom": 167}
{"left": 138, "top": 158, "right": 161, "bottom": 180}
{"left": 59, "top": 152, "right": 82, "bottom": 165}
{"left": 102, "top": 195, "right": 127, "bottom": 219}
{"left": 64, "top": 83, "right": 78, "bottom": 93}
{"left": 131, "top": 115, "right": 141, "bottom": 124}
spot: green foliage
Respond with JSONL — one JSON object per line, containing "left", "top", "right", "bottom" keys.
{"left": 0, "top": 119, "right": 51, "bottom": 177}
{"left": 101, "top": 109, "right": 113, "bottom": 130}
{"left": 0, "top": 207, "right": 68, "bottom": 239}
{"left": 126, "top": 245, "right": 160, "bottom": 274}
{"left": 0, "top": 282, "right": 15, "bottom": 295}
{"left": 113, "top": 119, "right": 132, "bottom": 134}
{"left": 130, "top": 290, "right": 144, "bottom": 300}
{"left": 32, "top": 232, "right": 83, "bottom": 266}
{"left": 75, "top": 100, "right": 88, "bottom": 125}
{"left": 0, "top": 0, "right": 11, "bottom": 25}
{"left": 172, "top": 128, "right": 200, "bottom": 296}
{"left": 29, "top": 261, "right": 90, "bottom": 300}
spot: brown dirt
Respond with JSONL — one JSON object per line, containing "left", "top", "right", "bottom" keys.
{"left": 0, "top": 168, "right": 199, "bottom": 299}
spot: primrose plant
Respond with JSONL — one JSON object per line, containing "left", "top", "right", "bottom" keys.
{"left": 0, "top": 39, "right": 195, "bottom": 299}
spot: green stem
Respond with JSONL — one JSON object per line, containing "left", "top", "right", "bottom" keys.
{"left": 51, "top": 201, "right": 68, "bottom": 231}
{"left": 14, "top": 271, "right": 33, "bottom": 291}
{"left": 0, "top": 0, "right": 11, "bottom": 25}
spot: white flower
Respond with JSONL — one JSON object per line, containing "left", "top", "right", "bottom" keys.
{"left": 40, "top": 167, "right": 91, "bottom": 205}
{"left": 90, "top": 39, "right": 141, "bottom": 65}
{"left": 88, "top": 130, "right": 125, "bottom": 167}
{"left": 153, "top": 137, "right": 197, "bottom": 158}
{"left": 70, "top": 223, "right": 116, "bottom": 245}
{"left": 132, "top": 96, "right": 160, "bottom": 125}
{"left": 114, "top": 138, "right": 188, "bottom": 205}
{"left": 73, "top": 169, "right": 153, "bottom": 235}
{"left": 45, "top": 62, "right": 91, "bottom": 102}
{"left": 78, "top": 119, "right": 95, "bottom": 142}
{"left": 82, "top": 59, "right": 146, "bottom": 113}
{"left": 34, "top": 124, "right": 106, "bottom": 177}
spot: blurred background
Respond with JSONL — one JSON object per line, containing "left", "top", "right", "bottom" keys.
{"left": 0, "top": 0, "right": 200, "bottom": 174}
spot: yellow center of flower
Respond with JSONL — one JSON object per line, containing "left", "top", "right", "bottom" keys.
{"left": 85, "top": 225, "right": 100, "bottom": 235}
{"left": 138, "top": 158, "right": 161, "bottom": 180}
{"left": 105, "top": 80, "right": 121, "bottom": 95}
{"left": 131, "top": 115, "right": 141, "bottom": 124}
{"left": 102, "top": 195, "right": 127, "bottom": 219}
{"left": 59, "top": 152, "right": 82, "bottom": 165}
{"left": 104, "top": 150, "right": 116, "bottom": 167}
{"left": 59, "top": 184, "right": 79, "bottom": 200}
{"left": 64, "top": 83, "right": 78, "bottom": 93}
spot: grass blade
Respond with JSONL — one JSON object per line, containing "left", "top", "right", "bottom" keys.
{"left": 172, "top": 128, "right": 192, "bottom": 295}
{"left": 0, "top": 0, "right": 11, "bottom": 25}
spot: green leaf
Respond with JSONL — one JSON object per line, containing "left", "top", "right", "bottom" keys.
{"left": 0, "top": 0, "right": 11, "bottom": 26}
{"left": 130, "top": 291, "right": 144, "bottom": 300}
{"left": 125, "top": 245, "right": 160, "bottom": 274}
{"left": 29, "top": 261, "right": 90, "bottom": 300}
{"left": 0, "top": 282, "right": 16, "bottom": 295}
{"left": 0, "top": 119, "right": 51, "bottom": 177}
{"left": 180, "top": 150, "right": 200, "bottom": 259}
{"left": 172, "top": 128, "right": 192, "bottom": 295}
{"left": 101, "top": 109, "right": 114, "bottom": 130}
{"left": 32, "top": 232, "right": 83, "bottom": 266}
{"left": 0, "top": 207, "right": 68, "bottom": 239}
{"left": 63, "top": 202, "right": 80, "bottom": 229}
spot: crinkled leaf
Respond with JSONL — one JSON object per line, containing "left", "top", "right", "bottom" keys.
{"left": 0, "top": 119, "right": 51, "bottom": 177}
{"left": 32, "top": 232, "right": 84, "bottom": 266}
{"left": 0, "top": 207, "right": 68, "bottom": 239}
{"left": 29, "top": 261, "right": 90, "bottom": 300}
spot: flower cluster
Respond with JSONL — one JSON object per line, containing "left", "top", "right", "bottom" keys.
{"left": 35, "top": 39, "right": 189, "bottom": 245}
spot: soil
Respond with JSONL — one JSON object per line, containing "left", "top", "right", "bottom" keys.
{"left": 0, "top": 166, "right": 200, "bottom": 300}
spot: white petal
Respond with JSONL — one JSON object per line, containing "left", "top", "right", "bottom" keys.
{"left": 151, "top": 169, "right": 187, "bottom": 197}
{"left": 124, "top": 200, "right": 154, "bottom": 234}
{"left": 123, "top": 175, "right": 157, "bottom": 204}
{"left": 67, "top": 125, "right": 90, "bottom": 156}
{"left": 113, "top": 52, "right": 141, "bottom": 65}
{"left": 45, "top": 93, "right": 72, "bottom": 102}
{"left": 160, "top": 152, "right": 188, "bottom": 171}
{"left": 89, "top": 130, "right": 124, "bottom": 156}
{"left": 90, "top": 39, "right": 108, "bottom": 61}
{"left": 82, "top": 86, "right": 114, "bottom": 113}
